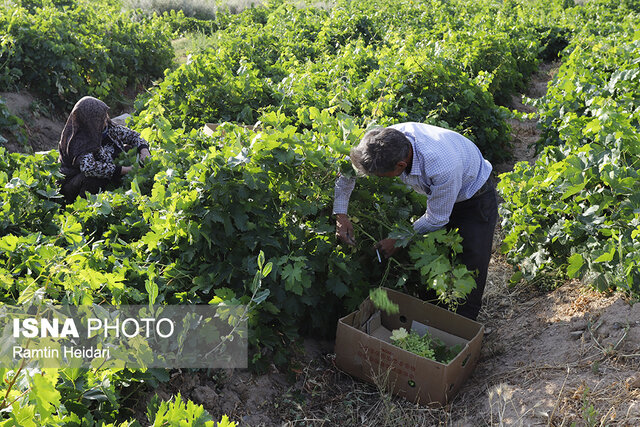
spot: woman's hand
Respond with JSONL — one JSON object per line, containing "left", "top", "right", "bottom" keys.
{"left": 121, "top": 165, "right": 133, "bottom": 175}
{"left": 139, "top": 148, "right": 151, "bottom": 163}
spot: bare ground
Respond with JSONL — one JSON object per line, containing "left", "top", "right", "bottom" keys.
{"left": 1, "top": 91, "right": 65, "bottom": 153}
{"left": 0, "top": 91, "right": 135, "bottom": 153}
{"left": 129, "top": 61, "right": 640, "bottom": 426}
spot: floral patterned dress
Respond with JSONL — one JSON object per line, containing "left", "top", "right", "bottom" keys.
{"left": 76, "top": 123, "right": 150, "bottom": 179}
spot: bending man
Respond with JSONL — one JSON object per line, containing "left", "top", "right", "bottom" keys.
{"left": 333, "top": 122, "right": 498, "bottom": 320}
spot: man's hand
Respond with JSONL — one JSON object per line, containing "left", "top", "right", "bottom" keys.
{"left": 335, "top": 214, "right": 356, "bottom": 246}
{"left": 139, "top": 148, "right": 151, "bottom": 163}
{"left": 375, "top": 238, "right": 398, "bottom": 258}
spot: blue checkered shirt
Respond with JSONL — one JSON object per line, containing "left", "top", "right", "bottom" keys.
{"left": 333, "top": 122, "right": 493, "bottom": 233}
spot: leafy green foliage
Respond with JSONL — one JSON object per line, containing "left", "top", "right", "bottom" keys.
{"left": 158, "top": 9, "right": 219, "bottom": 37}
{"left": 408, "top": 230, "right": 478, "bottom": 307}
{"left": 0, "top": 107, "right": 476, "bottom": 374}
{"left": 133, "top": 0, "right": 571, "bottom": 163}
{"left": 370, "top": 288, "right": 399, "bottom": 315}
{"left": 0, "top": 364, "right": 153, "bottom": 426}
{"left": 2, "top": 0, "right": 638, "bottom": 424}
{"left": 0, "top": 97, "right": 27, "bottom": 150}
{"left": 389, "top": 327, "right": 463, "bottom": 364}
{"left": 146, "top": 392, "right": 235, "bottom": 426}
{"left": 0, "top": 0, "right": 173, "bottom": 108}
{"left": 498, "top": 10, "right": 640, "bottom": 293}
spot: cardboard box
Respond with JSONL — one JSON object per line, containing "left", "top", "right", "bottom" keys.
{"left": 334, "top": 288, "right": 484, "bottom": 405}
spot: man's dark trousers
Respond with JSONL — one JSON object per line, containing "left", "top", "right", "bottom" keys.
{"left": 446, "top": 178, "right": 499, "bottom": 320}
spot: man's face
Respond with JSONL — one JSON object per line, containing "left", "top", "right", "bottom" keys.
{"left": 374, "top": 160, "right": 408, "bottom": 178}
{"left": 375, "top": 167, "right": 403, "bottom": 178}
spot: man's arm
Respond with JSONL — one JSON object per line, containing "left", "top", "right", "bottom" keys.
{"left": 413, "top": 169, "right": 462, "bottom": 234}
{"left": 333, "top": 174, "right": 356, "bottom": 245}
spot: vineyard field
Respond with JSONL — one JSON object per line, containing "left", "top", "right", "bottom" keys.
{"left": 0, "top": 0, "right": 639, "bottom": 424}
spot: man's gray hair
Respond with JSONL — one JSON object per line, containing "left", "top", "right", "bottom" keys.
{"left": 350, "top": 127, "right": 411, "bottom": 175}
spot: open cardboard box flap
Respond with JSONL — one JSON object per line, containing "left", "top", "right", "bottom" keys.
{"left": 411, "top": 320, "right": 469, "bottom": 348}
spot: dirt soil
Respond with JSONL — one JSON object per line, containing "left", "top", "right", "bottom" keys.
{"left": 1, "top": 91, "right": 134, "bottom": 153}
{"left": 1, "top": 92, "right": 65, "bottom": 153}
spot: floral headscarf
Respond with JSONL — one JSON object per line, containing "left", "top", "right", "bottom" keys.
{"left": 58, "top": 96, "right": 110, "bottom": 170}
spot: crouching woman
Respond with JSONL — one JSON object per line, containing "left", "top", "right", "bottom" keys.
{"left": 58, "top": 96, "right": 151, "bottom": 203}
